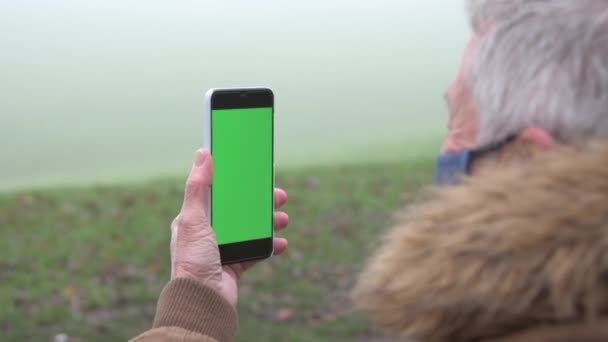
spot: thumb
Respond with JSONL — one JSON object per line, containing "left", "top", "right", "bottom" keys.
{"left": 182, "top": 149, "right": 213, "bottom": 216}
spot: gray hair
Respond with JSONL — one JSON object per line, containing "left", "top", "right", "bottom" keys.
{"left": 467, "top": 0, "right": 608, "bottom": 146}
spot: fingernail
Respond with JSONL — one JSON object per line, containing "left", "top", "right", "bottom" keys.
{"left": 195, "top": 150, "right": 207, "bottom": 167}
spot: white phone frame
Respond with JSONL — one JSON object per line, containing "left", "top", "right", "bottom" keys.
{"left": 203, "top": 87, "right": 275, "bottom": 262}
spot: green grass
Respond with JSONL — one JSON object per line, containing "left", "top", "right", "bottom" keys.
{"left": 0, "top": 159, "right": 433, "bottom": 341}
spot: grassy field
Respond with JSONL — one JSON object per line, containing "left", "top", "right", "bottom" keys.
{"left": 0, "top": 159, "right": 433, "bottom": 341}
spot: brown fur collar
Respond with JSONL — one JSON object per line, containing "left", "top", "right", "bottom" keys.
{"left": 353, "top": 142, "right": 608, "bottom": 341}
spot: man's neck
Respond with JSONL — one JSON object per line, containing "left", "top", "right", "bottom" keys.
{"left": 470, "top": 139, "right": 543, "bottom": 176}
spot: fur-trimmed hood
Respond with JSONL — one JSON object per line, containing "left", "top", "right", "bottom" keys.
{"left": 353, "top": 142, "right": 608, "bottom": 341}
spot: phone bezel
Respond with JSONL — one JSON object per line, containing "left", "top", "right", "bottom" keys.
{"left": 204, "top": 87, "right": 275, "bottom": 265}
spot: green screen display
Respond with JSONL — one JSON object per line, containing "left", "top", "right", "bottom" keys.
{"left": 211, "top": 107, "right": 273, "bottom": 245}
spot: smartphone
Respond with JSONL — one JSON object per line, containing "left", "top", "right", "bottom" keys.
{"left": 204, "top": 88, "right": 274, "bottom": 265}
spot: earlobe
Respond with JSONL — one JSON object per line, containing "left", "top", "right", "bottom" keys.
{"left": 519, "top": 127, "right": 555, "bottom": 148}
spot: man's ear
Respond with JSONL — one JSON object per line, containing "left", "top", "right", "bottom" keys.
{"left": 518, "top": 127, "right": 555, "bottom": 149}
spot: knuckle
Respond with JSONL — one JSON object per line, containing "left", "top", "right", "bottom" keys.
{"left": 177, "top": 211, "right": 209, "bottom": 233}
{"left": 185, "top": 172, "right": 209, "bottom": 192}
{"left": 184, "top": 182, "right": 209, "bottom": 205}
{"left": 185, "top": 177, "right": 201, "bottom": 193}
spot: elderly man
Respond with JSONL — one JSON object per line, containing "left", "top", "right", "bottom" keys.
{"left": 133, "top": 0, "right": 608, "bottom": 341}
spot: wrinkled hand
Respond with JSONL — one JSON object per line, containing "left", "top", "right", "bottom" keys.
{"left": 170, "top": 149, "right": 289, "bottom": 307}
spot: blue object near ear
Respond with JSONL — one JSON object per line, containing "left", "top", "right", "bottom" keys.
{"left": 434, "top": 135, "right": 516, "bottom": 186}
{"left": 435, "top": 150, "right": 473, "bottom": 186}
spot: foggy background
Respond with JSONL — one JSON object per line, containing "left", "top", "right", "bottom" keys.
{"left": 0, "top": 0, "right": 469, "bottom": 190}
